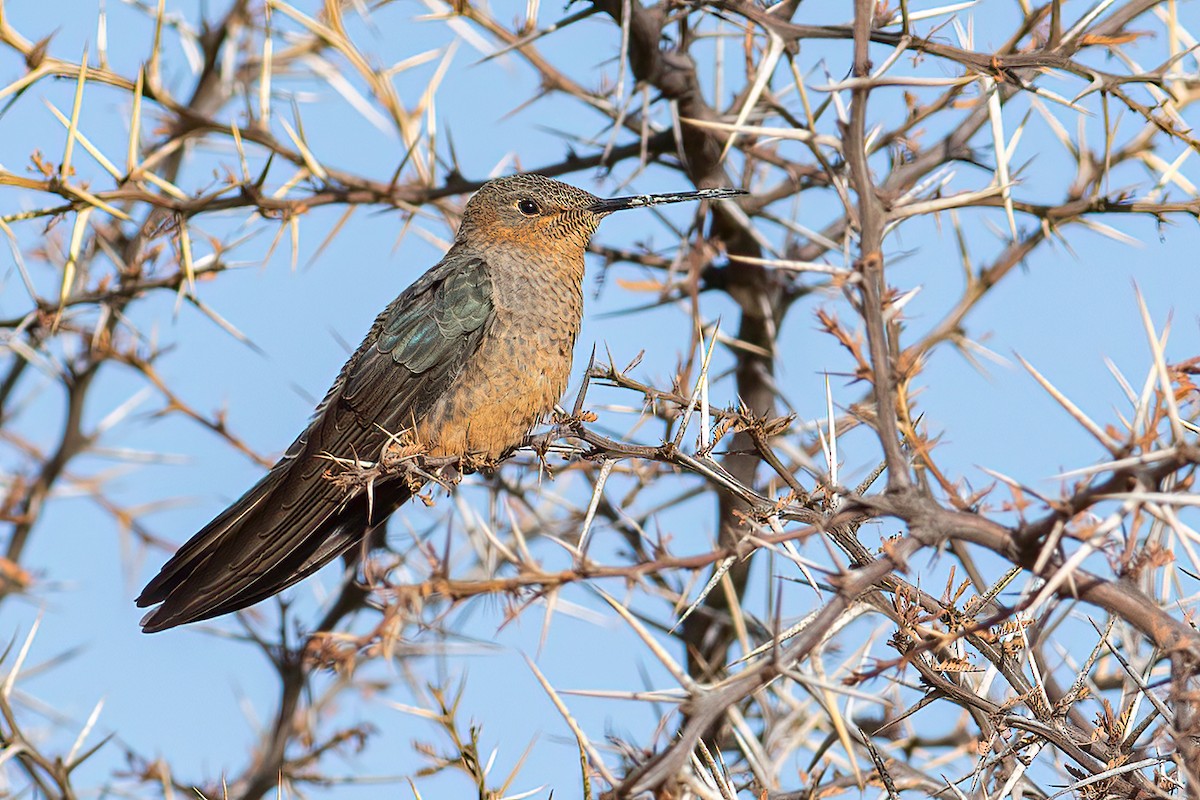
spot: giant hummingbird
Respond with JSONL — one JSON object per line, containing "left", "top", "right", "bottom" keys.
{"left": 137, "top": 174, "right": 743, "bottom": 632}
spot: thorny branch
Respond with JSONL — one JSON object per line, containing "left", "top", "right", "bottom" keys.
{"left": 1, "top": 1, "right": 1199, "bottom": 799}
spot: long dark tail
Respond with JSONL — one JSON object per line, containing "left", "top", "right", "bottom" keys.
{"left": 137, "top": 464, "right": 412, "bottom": 633}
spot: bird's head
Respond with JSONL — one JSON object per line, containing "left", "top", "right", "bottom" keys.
{"left": 456, "top": 173, "right": 745, "bottom": 253}
{"left": 457, "top": 174, "right": 603, "bottom": 250}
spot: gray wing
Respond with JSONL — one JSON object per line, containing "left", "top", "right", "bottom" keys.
{"left": 137, "top": 252, "right": 494, "bottom": 632}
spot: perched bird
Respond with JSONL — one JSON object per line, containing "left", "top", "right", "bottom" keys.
{"left": 137, "top": 174, "right": 743, "bottom": 632}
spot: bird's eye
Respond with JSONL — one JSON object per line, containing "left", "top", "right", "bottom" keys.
{"left": 517, "top": 199, "right": 540, "bottom": 216}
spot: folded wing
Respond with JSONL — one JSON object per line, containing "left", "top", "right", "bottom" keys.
{"left": 137, "top": 252, "right": 494, "bottom": 632}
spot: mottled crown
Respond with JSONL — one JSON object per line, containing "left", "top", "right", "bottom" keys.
{"left": 465, "top": 174, "right": 600, "bottom": 215}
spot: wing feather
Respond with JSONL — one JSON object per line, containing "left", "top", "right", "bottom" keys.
{"left": 137, "top": 251, "right": 494, "bottom": 631}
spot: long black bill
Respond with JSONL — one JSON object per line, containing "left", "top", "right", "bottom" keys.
{"left": 588, "top": 187, "right": 746, "bottom": 214}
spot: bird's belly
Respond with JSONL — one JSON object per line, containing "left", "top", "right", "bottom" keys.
{"left": 417, "top": 324, "right": 574, "bottom": 460}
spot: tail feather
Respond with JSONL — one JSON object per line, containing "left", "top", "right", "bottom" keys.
{"left": 136, "top": 468, "right": 287, "bottom": 608}
{"left": 137, "top": 462, "right": 413, "bottom": 633}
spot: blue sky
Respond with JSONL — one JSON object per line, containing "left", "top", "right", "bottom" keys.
{"left": 2, "top": 1, "right": 1199, "bottom": 797}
